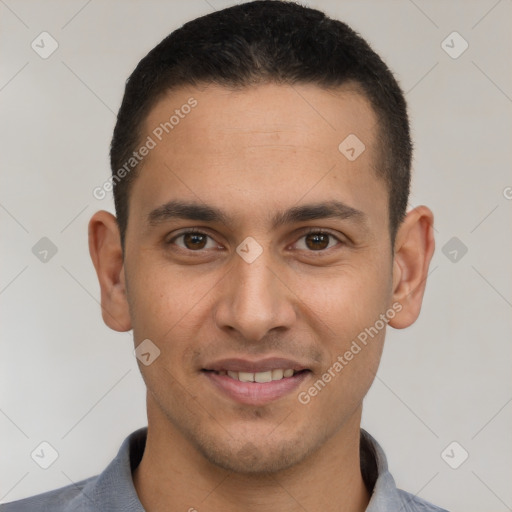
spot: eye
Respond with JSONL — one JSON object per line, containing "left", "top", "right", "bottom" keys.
{"left": 293, "top": 229, "right": 342, "bottom": 251}
{"left": 169, "top": 230, "right": 219, "bottom": 251}
{"left": 167, "top": 228, "right": 343, "bottom": 253}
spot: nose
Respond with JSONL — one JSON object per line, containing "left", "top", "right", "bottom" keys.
{"left": 213, "top": 245, "right": 296, "bottom": 343}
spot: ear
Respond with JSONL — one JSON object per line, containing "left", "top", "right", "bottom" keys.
{"left": 388, "top": 205, "right": 435, "bottom": 329}
{"left": 88, "top": 210, "right": 132, "bottom": 332}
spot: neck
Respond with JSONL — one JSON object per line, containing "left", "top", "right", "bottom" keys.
{"left": 133, "top": 405, "right": 370, "bottom": 512}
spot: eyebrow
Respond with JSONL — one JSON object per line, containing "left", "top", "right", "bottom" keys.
{"left": 147, "top": 199, "right": 367, "bottom": 230}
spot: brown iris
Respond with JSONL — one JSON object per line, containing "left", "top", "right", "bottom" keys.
{"left": 183, "top": 232, "right": 208, "bottom": 250}
{"left": 305, "top": 232, "right": 330, "bottom": 250}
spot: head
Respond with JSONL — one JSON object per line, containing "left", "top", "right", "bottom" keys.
{"left": 89, "top": 0, "right": 434, "bottom": 475}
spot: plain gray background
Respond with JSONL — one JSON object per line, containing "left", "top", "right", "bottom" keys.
{"left": 1, "top": 1, "right": 511, "bottom": 510}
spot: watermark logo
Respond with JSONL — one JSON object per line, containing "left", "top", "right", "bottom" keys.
{"left": 441, "top": 31, "right": 469, "bottom": 60}
{"left": 338, "top": 134, "right": 366, "bottom": 161}
{"left": 134, "top": 339, "right": 161, "bottom": 366}
{"left": 31, "top": 32, "right": 59, "bottom": 59}
{"left": 441, "top": 441, "right": 469, "bottom": 469}
{"left": 442, "top": 236, "right": 468, "bottom": 263}
{"left": 32, "top": 237, "right": 58, "bottom": 263}
{"left": 31, "top": 441, "right": 59, "bottom": 469}
{"left": 236, "top": 237, "right": 263, "bottom": 264}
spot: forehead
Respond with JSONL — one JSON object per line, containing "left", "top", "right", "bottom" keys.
{"left": 145, "top": 82, "right": 377, "bottom": 154}
{"left": 130, "top": 82, "right": 387, "bottom": 232}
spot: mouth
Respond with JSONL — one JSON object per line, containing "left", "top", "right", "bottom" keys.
{"left": 203, "top": 368, "right": 307, "bottom": 382}
{"left": 201, "top": 358, "right": 311, "bottom": 405}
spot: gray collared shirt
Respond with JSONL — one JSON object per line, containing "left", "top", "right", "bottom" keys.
{"left": 1, "top": 428, "right": 448, "bottom": 511}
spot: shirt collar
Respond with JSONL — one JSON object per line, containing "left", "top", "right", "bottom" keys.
{"left": 360, "top": 429, "right": 405, "bottom": 511}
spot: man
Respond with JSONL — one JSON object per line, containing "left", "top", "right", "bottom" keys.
{"left": 2, "top": 1, "right": 445, "bottom": 510}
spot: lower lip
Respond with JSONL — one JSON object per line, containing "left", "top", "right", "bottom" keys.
{"left": 203, "top": 371, "right": 310, "bottom": 406}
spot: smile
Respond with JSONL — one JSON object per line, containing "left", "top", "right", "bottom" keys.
{"left": 201, "top": 358, "right": 311, "bottom": 405}
{"left": 212, "top": 368, "right": 300, "bottom": 382}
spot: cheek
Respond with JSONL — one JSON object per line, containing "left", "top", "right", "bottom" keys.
{"left": 128, "top": 258, "right": 200, "bottom": 327}
{"left": 295, "top": 259, "right": 390, "bottom": 398}
{"left": 301, "top": 322, "right": 385, "bottom": 422}
{"left": 294, "top": 259, "right": 392, "bottom": 338}
{"left": 125, "top": 256, "right": 219, "bottom": 373}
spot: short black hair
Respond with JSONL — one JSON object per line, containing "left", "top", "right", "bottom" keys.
{"left": 110, "top": 0, "right": 411, "bottom": 248}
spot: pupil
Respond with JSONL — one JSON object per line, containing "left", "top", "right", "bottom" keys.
{"left": 306, "top": 233, "right": 328, "bottom": 250}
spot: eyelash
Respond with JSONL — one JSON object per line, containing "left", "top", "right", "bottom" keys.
{"left": 167, "top": 228, "right": 343, "bottom": 253}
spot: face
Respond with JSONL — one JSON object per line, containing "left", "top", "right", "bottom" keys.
{"left": 91, "top": 83, "right": 430, "bottom": 475}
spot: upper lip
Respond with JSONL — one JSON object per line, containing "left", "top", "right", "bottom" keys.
{"left": 203, "top": 357, "right": 309, "bottom": 373}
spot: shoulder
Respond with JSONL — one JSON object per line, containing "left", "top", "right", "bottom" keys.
{"left": 0, "top": 428, "right": 147, "bottom": 512}
{"left": 0, "top": 476, "right": 96, "bottom": 512}
{"left": 396, "top": 489, "right": 450, "bottom": 512}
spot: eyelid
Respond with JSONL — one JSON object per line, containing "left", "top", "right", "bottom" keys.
{"left": 300, "top": 227, "right": 342, "bottom": 239}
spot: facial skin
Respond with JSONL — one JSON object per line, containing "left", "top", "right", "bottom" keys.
{"left": 89, "top": 83, "right": 434, "bottom": 512}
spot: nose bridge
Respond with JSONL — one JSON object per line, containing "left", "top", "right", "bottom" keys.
{"left": 214, "top": 241, "right": 295, "bottom": 341}
{"left": 237, "top": 252, "right": 275, "bottom": 306}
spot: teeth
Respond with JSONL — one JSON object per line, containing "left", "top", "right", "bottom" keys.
{"left": 219, "top": 369, "right": 298, "bottom": 382}
{"left": 254, "top": 371, "right": 272, "bottom": 383}
{"left": 271, "top": 369, "right": 284, "bottom": 380}
{"left": 238, "top": 371, "right": 254, "bottom": 382}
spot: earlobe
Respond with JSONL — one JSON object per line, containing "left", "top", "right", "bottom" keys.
{"left": 388, "top": 206, "right": 435, "bottom": 329}
{"left": 88, "top": 211, "right": 132, "bottom": 332}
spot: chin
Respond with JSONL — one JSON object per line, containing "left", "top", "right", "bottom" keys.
{"left": 193, "top": 430, "right": 317, "bottom": 475}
